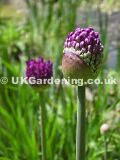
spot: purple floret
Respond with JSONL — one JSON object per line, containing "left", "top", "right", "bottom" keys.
{"left": 26, "top": 57, "right": 53, "bottom": 80}
{"left": 64, "top": 27, "right": 103, "bottom": 55}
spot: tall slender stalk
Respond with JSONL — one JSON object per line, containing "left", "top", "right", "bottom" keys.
{"left": 39, "top": 92, "right": 46, "bottom": 160}
{"left": 76, "top": 86, "right": 86, "bottom": 160}
{"left": 104, "top": 135, "right": 108, "bottom": 160}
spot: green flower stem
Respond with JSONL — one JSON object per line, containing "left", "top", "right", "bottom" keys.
{"left": 104, "top": 135, "right": 108, "bottom": 160}
{"left": 76, "top": 86, "right": 86, "bottom": 160}
{"left": 39, "top": 92, "right": 46, "bottom": 160}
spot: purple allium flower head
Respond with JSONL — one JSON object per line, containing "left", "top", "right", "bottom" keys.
{"left": 64, "top": 27, "right": 103, "bottom": 55}
{"left": 62, "top": 27, "right": 104, "bottom": 83}
{"left": 26, "top": 57, "right": 53, "bottom": 86}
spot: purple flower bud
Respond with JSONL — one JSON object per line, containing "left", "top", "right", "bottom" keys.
{"left": 76, "top": 36, "right": 80, "bottom": 41}
{"left": 64, "top": 41, "right": 68, "bottom": 47}
{"left": 71, "top": 41, "right": 76, "bottom": 47}
{"left": 94, "top": 32, "right": 99, "bottom": 38}
{"left": 80, "top": 31, "right": 87, "bottom": 39}
{"left": 66, "top": 38, "right": 69, "bottom": 42}
{"left": 85, "top": 38, "right": 89, "bottom": 44}
{"left": 75, "top": 43, "right": 80, "bottom": 49}
{"left": 62, "top": 27, "right": 104, "bottom": 83}
{"left": 88, "top": 45, "right": 93, "bottom": 53}
{"left": 97, "top": 39, "right": 100, "bottom": 45}
{"left": 26, "top": 57, "right": 53, "bottom": 87}
{"left": 71, "top": 34, "right": 76, "bottom": 41}
{"left": 64, "top": 27, "right": 103, "bottom": 55}
{"left": 68, "top": 32, "right": 73, "bottom": 37}
{"left": 88, "top": 27, "right": 94, "bottom": 31}
{"left": 90, "top": 31, "right": 95, "bottom": 36}
{"left": 68, "top": 42, "right": 71, "bottom": 47}
{"left": 80, "top": 41, "right": 85, "bottom": 48}
{"left": 75, "top": 31, "right": 80, "bottom": 37}
{"left": 88, "top": 36, "right": 95, "bottom": 45}
{"left": 86, "top": 28, "right": 91, "bottom": 34}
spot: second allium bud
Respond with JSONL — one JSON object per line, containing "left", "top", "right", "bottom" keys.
{"left": 26, "top": 57, "right": 53, "bottom": 88}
